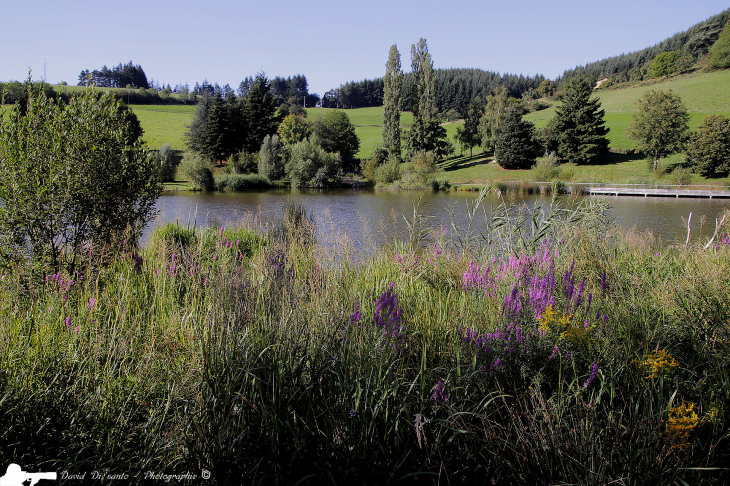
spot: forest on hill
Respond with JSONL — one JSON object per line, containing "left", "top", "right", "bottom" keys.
{"left": 558, "top": 8, "right": 730, "bottom": 85}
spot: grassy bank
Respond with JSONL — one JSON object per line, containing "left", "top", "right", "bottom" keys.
{"left": 1, "top": 199, "right": 729, "bottom": 484}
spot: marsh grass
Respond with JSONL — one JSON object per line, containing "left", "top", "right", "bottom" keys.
{"left": 1, "top": 198, "right": 729, "bottom": 484}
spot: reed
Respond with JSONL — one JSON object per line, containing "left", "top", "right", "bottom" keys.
{"left": 1, "top": 199, "right": 728, "bottom": 484}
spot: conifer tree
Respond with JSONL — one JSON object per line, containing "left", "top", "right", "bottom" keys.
{"left": 552, "top": 77, "right": 610, "bottom": 164}
{"left": 709, "top": 20, "right": 730, "bottom": 68}
{"left": 382, "top": 44, "right": 403, "bottom": 161}
{"left": 494, "top": 108, "right": 540, "bottom": 170}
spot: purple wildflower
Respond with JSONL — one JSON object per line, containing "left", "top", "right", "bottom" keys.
{"left": 583, "top": 361, "right": 599, "bottom": 388}
{"left": 87, "top": 298, "right": 96, "bottom": 309}
{"left": 432, "top": 380, "right": 449, "bottom": 404}
{"left": 350, "top": 302, "right": 362, "bottom": 324}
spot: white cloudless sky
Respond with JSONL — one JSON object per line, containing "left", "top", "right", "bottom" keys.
{"left": 2, "top": 0, "right": 728, "bottom": 96}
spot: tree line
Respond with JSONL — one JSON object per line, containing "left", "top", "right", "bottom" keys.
{"left": 77, "top": 61, "right": 149, "bottom": 89}
{"left": 181, "top": 72, "right": 359, "bottom": 189}
{"left": 323, "top": 69, "right": 546, "bottom": 116}
{"left": 558, "top": 8, "right": 730, "bottom": 86}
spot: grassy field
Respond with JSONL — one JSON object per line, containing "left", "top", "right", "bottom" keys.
{"left": 2, "top": 202, "right": 729, "bottom": 483}
{"left": 129, "top": 104, "right": 195, "bottom": 151}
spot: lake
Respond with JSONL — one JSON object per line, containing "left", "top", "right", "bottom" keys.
{"left": 147, "top": 189, "right": 730, "bottom": 248}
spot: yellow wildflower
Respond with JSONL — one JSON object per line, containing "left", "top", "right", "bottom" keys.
{"left": 636, "top": 349, "right": 679, "bottom": 379}
{"left": 665, "top": 402, "right": 700, "bottom": 449}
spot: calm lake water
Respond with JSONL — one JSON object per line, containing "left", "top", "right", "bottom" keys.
{"left": 146, "top": 189, "right": 730, "bottom": 248}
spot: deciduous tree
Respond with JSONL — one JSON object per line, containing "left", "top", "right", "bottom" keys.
{"left": 0, "top": 85, "right": 161, "bottom": 273}
{"left": 382, "top": 44, "right": 403, "bottom": 161}
{"left": 628, "top": 89, "right": 690, "bottom": 173}
{"left": 455, "top": 97, "right": 482, "bottom": 158}
{"left": 709, "top": 20, "right": 730, "bottom": 68}
{"left": 685, "top": 114, "right": 730, "bottom": 177}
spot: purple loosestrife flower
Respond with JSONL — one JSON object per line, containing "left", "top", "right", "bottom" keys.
{"left": 601, "top": 272, "right": 607, "bottom": 292}
{"left": 65, "top": 316, "right": 72, "bottom": 331}
{"left": 374, "top": 283, "right": 406, "bottom": 346}
{"left": 349, "top": 409, "right": 356, "bottom": 418}
{"left": 584, "top": 361, "right": 599, "bottom": 388}
{"left": 350, "top": 303, "right": 362, "bottom": 324}
{"left": 432, "top": 380, "right": 449, "bottom": 404}
{"left": 549, "top": 345, "right": 559, "bottom": 359}
{"left": 573, "top": 279, "right": 586, "bottom": 309}
{"left": 87, "top": 298, "right": 96, "bottom": 309}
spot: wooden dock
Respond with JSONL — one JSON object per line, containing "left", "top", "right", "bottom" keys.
{"left": 586, "top": 186, "right": 730, "bottom": 199}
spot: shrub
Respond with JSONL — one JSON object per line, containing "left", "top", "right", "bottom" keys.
{"left": 215, "top": 173, "right": 271, "bottom": 191}
{"left": 179, "top": 152, "right": 214, "bottom": 191}
{"left": 667, "top": 166, "right": 694, "bottom": 186}
{"left": 0, "top": 85, "right": 161, "bottom": 273}
{"left": 259, "top": 134, "right": 284, "bottom": 181}
{"left": 151, "top": 222, "right": 197, "bottom": 247}
{"left": 154, "top": 143, "right": 178, "bottom": 182}
{"left": 374, "top": 158, "right": 401, "bottom": 184}
{"left": 430, "top": 177, "right": 451, "bottom": 191}
{"left": 411, "top": 151, "right": 437, "bottom": 183}
{"left": 285, "top": 139, "right": 342, "bottom": 188}
{"left": 531, "top": 153, "right": 561, "bottom": 181}
{"left": 686, "top": 114, "right": 730, "bottom": 178}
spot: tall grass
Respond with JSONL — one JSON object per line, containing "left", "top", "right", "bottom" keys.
{"left": 1, "top": 199, "right": 728, "bottom": 484}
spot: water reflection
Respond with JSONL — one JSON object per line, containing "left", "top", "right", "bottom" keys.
{"left": 145, "top": 189, "right": 730, "bottom": 247}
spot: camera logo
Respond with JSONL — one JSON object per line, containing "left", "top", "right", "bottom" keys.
{"left": 0, "top": 464, "right": 57, "bottom": 486}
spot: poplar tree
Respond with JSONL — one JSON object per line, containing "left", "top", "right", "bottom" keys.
{"left": 382, "top": 44, "right": 403, "bottom": 161}
{"left": 405, "top": 38, "right": 449, "bottom": 159}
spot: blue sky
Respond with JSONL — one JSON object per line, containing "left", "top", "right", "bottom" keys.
{"left": 2, "top": 1, "right": 727, "bottom": 96}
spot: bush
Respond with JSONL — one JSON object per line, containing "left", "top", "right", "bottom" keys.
{"left": 259, "top": 134, "right": 284, "bottom": 181}
{"left": 0, "top": 85, "right": 161, "bottom": 273}
{"left": 232, "top": 151, "right": 259, "bottom": 174}
{"left": 154, "top": 143, "right": 178, "bottom": 182}
{"left": 686, "top": 114, "right": 730, "bottom": 178}
{"left": 667, "top": 166, "right": 694, "bottom": 186}
{"left": 179, "top": 153, "right": 214, "bottom": 191}
{"left": 215, "top": 174, "right": 271, "bottom": 191}
{"left": 374, "top": 158, "right": 401, "bottom": 184}
{"left": 151, "top": 222, "right": 197, "bottom": 247}
{"left": 531, "top": 153, "right": 561, "bottom": 181}
{"left": 430, "top": 177, "right": 451, "bottom": 191}
{"left": 285, "top": 139, "right": 343, "bottom": 187}
{"left": 411, "top": 151, "right": 437, "bottom": 183}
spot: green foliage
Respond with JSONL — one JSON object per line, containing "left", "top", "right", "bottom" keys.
{"left": 382, "top": 44, "right": 404, "bottom": 161}
{"left": 552, "top": 76, "right": 610, "bottom": 164}
{"left": 0, "top": 85, "right": 161, "bottom": 273}
{"left": 531, "top": 153, "right": 561, "bottom": 181}
{"left": 374, "top": 157, "right": 402, "bottom": 184}
{"left": 179, "top": 152, "right": 214, "bottom": 191}
{"left": 277, "top": 113, "right": 312, "bottom": 146}
{"left": 243, "top": 73, "right": 279, "bottom": 153}
{"left": 686, "top": 114, "right": 730, "bottom": 177}
{"left": 185, "top": 92, "right": 213, "bottom": 154}
{"left": 455, "top": 98, "right": 482, "bottom": 157}
{"left": 313, "top": 109, "right": 360, "bottom": 166}
{"left": 231, "top": 150, "right": 259, "bottom": 174}
{"left": 259, "top": 134, "right": 284, "bottom": 181}
{"left": 152, "top": 143, "right": 178, "bottom": 182}
{"left": 494, "top": 108, "right": 541, "bottom": 170}
{"left": 628, "top": 90, "right": 690, "bottom": 172}
{"left": 651, "top": 51, "right": 679, "bottom": 78}
{"left": 151, "top": 222, "right": 197, "bottom": 247}
{"left": 667, "top": 165, "right": 694, "bottom": 185}
{"left": 709, "top": 20, "right": 730, "bottom": 68}
{"left": 411, "top": 151, "right": 437, "bottom": 183}
{"left": 361, "top": 144, "right": 388, "bottom": 181}
{"left": 478, "top": 86, "right": 512, "bottom": 155}
{"left": 285, "top": 139, "right": 343, "bottom": 187}
{"left": 214, "top": 173, "right": 271, "bottom": 191}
